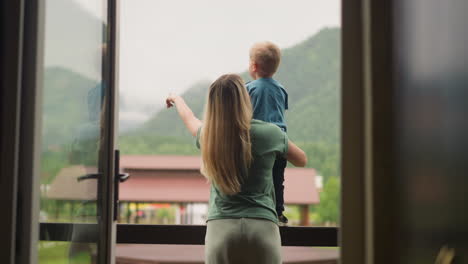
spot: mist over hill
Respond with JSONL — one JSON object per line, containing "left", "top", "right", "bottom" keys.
{"left": 125, "top": 27, "right": 340, "bottom": 143}
{"left": 120, "top": 27, "right": 341, "bottom": 177}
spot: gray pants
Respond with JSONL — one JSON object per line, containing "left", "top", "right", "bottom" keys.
{"left": 205, "top": 218, "right": 282, "bottom": 264}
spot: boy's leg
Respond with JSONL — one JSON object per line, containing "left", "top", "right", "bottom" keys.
{"left": 272, "top": 157, "right": 287, "bottom": 217}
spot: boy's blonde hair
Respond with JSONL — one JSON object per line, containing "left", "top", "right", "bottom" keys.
{"left": 250, "top": 41, "right": 281, "bottom": 77}
{"left": 200, "top": 74, "right": 253, "bottom": 195}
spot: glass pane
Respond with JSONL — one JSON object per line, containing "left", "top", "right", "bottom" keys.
{"left": 38, "top": 0, "right": 107, "bottom": 263}
{"left": 116, "top": 244, "right": 339, "bottom": 264}
{"left": 119, "top": 0, "right": 341, "bottom": 228}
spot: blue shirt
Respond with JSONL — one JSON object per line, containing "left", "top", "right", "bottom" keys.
{"left": 246, "top": 77, "right": 288, "bottom": 132}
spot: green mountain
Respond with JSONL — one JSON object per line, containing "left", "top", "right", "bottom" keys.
{"left": 275, "top": 28, "right": 340, "bottom": 143}
{"left": 129, "top": 27, "right": 340, "bottom": 143}
{"left": 120, "top": 27, "right": 341, "bottom": 177}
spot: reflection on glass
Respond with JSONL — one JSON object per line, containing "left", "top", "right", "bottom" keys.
{"left": 118, "top": 0, "right": 341, "bottom": 227}
{"left": 39, "top": 0, "right": 106, "bottom": 263}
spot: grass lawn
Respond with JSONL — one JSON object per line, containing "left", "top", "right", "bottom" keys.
{"left": 39, "top": 242, "right": 93, "bottom": 264}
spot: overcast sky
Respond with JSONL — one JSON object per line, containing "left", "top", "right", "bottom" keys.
{"left": 78, "top": 0, "right": 340, "bottom": 123}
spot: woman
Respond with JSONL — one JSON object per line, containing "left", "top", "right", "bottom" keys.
{"left": 166, "top": 74, "right": 307, "bottom": 264}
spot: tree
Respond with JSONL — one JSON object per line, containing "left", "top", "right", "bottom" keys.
{"left": 315, "top": 176, "right": 340, "bottom": 225}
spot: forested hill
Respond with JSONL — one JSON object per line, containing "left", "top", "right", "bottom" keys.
{"left": 126, "top": 27, "right": 340, "bottom": 144}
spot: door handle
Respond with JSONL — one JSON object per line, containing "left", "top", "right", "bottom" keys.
{"left": 114, "top": 150, "right": 130, "bottom": 220}
{"left": 77, "top": 173, "right": 101, "bottom": 182}
{"left": 118, "top": 172, "right": 130, "bottom": 182}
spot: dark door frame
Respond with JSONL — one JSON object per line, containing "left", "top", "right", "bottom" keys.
{"left": 0, "top": 1, "right": 24, "bottom": 263}
{"left": 0, "top": 1, "right": 45, "bottom": 264}
{"left": 99, "top": 0, "right": 120, "bottom": 263}
{"left": 341, "top": 0, "right": 396, "bottom": 263}
{"left": 340, "top": 0, "right": 366, "bottom": 262}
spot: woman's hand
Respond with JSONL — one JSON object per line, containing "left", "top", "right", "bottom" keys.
{"left": 166, "top": 94, "right": 179, "bottom": 108}
{"left": 165, "top": 94, "right": 202, "bottom": 137}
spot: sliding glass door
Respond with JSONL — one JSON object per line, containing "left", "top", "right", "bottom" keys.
{"left": 38, "top": 0, "right": 119, "bottom": 263}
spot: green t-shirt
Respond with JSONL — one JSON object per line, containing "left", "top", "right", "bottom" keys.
{"left": 196, "top": 119, "right": 289, "bottom": 224}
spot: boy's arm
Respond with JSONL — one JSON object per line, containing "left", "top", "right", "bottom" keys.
{"left": 166, "top": 95, "right": 202, "bottom": 137}
{"left": 286, "top": 140, "right": 307, "bottom": 167}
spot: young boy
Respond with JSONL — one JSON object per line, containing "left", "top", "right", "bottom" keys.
{"left": 246, "top": 41, "right": 289, "bottom": 224}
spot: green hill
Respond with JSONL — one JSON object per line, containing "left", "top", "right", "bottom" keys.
{"left": 127, "top": 27, "right": 340, "bottom": 142}
{"left": 267, "top": 27, "right": 340, "bottom": 143}
{"left": 120, "top": 28, "right": 341, "bottom": 177}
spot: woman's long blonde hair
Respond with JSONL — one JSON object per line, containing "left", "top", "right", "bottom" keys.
{"left": 200, "top": 74, "right": 253, "bottom": 195}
